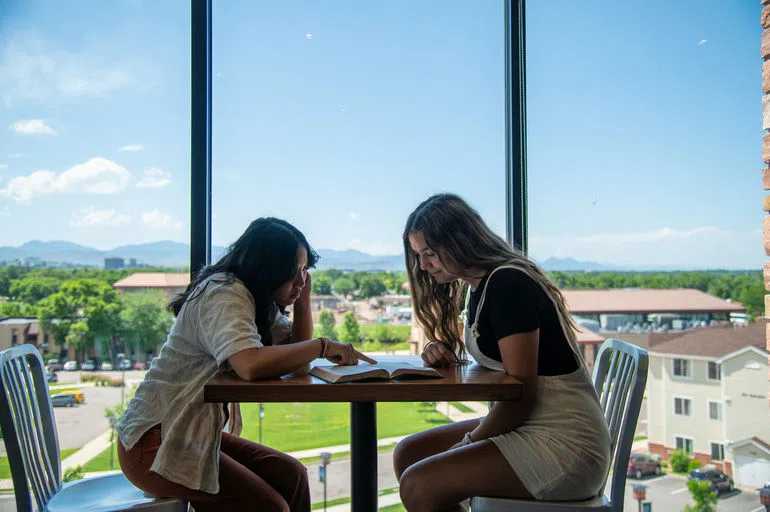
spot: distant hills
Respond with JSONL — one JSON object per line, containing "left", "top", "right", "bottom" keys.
{"left": 0, "top": 241, "right": 738, "bottom": 272}
{"left": 0, "top": 240, "right": 407, "bottom": 271}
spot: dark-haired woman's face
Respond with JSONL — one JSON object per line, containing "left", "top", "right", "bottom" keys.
{"left": 273, "top": 245, "right": 309, "bottom": 306}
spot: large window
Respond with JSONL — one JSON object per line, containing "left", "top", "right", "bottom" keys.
{"left": 708, "top": 362, "right": 721, "bottom": 381}
{"left": 210, "top": 0, "right": 507, "bottom": 496}
{"left": 0, "top": 0, "right": 190, "bottom": 484}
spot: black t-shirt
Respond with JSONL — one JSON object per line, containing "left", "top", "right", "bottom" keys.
{"left": 466, "top": 268, "right": 578, "bottom": 376}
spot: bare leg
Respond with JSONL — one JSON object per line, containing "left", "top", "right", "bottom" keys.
{"left": 393, "top": 418, "right": 481, "bottom": 480}
{"left": 399, "top": 439, "right": 533, "bottom": 512}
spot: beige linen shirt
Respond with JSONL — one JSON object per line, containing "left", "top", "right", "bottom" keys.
{"left": 116, "top": 273, "right": 292, "bottom": 493}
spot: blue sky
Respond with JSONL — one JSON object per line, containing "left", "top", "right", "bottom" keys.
{"left": 0, "top": 1, "right": 763, "bottom": 269}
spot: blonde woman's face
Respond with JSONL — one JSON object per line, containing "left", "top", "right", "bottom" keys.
{"left": 408, "top": 231, "right": 457, "bottom": 284}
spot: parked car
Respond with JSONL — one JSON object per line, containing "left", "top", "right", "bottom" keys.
{"left": 45, "top": 370, "right": 58, "bottom": 383}
{"left": 81, "top": 360, "right": 96, "bottom": 371}
{"left": 100, "top": 361, "right": 113, "bottom": 371}
{"left": 63, "top": 360, "right": 79, "bottom": 371}
{"left": 118, "top": 359, "right": 132, "bottom": 371}
{"left": 50, "top": 393, "right": 76, "bottom": 407}
{"left": 688, "top": 466, "right": 734, "bottom": 495}
{"left": 46, "top": 359, "right": 63, "bottom": 371}
{"left": 627, "top": 453, "right": 662, "bottom": 479}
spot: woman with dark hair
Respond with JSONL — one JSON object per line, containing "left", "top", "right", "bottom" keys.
{"left": 393, "top": 194, "right": 611, "bottom": 511}
{"left": 116, "top": 217, "right": 374, "bottom": 512}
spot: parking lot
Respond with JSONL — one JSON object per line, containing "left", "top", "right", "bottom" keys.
{"left": 622, "top": 474, "right": 764, "bottom": 512}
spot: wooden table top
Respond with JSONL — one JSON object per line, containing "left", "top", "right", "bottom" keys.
{"left": 204, "top": 355, "right": 522, "bottom": 403}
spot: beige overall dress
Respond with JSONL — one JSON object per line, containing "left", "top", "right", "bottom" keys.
{"left": 464, "top": 265, "right": 611, "bottom": 500}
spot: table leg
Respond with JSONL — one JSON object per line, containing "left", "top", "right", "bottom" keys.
{"left": 351, "top": 401, "right": 377, "bottom": 512}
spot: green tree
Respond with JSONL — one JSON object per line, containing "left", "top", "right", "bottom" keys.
{"left": 9, "top": 276, "right": 62, "bottom": 303}
{"left": 339, "top": 311, "right": 361, "bottom": 344}
{"left": 358, "top": 276, "right": 387, "bottom": 299}
{"left": 333, "top": 278, "right": 356, "bottom": 297}
{"left": 669, "top": 449, "right": 691, "bottom": 473}
{"left": 318, "top": 309, "right": 337, "bottom": 339}
{"left": 683, "top": 478, "right": 717, "bottom": 512}
{"left": 312, "top": 276, "right": 333, "bottom": 295}
{"left": 366, "top": 324, "right": 405, "bottom": 345}
{"left": 119, "top": 292, "right": 174, "bottom": 353}
{"left": 37, "top": 279, "right": 122, "bottom": 360}
{"left": 0, "top": 301, "right": 38, "bottom": 317}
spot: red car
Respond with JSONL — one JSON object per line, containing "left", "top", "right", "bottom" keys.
{"left": 627, "top": 453, "right": 661, "bottom": 479}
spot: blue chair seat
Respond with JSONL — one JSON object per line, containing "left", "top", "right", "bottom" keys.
{"left": 48, "top": 473, "right": 187, "bottom": 512}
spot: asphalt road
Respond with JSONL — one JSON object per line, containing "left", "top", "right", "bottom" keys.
{"left": 623, "top": 473, "right": 764, "bottom": 512}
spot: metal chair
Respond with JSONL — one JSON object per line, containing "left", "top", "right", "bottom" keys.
{"left": 470, "top": 338, "right": 649, "bottom": 512}
{"left": 0, "top": 344, "right": 188, "bottom": 512}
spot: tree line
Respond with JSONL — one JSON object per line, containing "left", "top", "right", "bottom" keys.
{"left": 0, "top": 266, "right": 763, "bottom": 360}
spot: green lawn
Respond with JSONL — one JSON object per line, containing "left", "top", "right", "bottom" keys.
{"left": 239, "top": 402, "right": 450, "bottom": 452}
{"left": 83, "top": 402, "right": 450, "bottom": 473}
{"left": 378, "top": 505, "right": 406, "bottom": 512}
{"left": 450, "top": 402, "right": 474, "bottom": 413}
{"left": 0, "top": 448, "right": 78, "bottom": 479}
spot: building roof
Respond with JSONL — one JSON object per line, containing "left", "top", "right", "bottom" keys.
{"left": 561, "top": 288, "right": 745, "bottom": 315}
{"left": 0, "top": 317, "right": 37, "bottom": 325}
{"left": 575, "top": 325, "right": 605, "bottom": 344}
{"left": 730, "top": 437, "right": 770, "bottom": 456}
{"left": 113, "top": 273, "right": 190, "bottom": 289}
{"left": 650, "top": 321, "right": 767, "bottom": 359}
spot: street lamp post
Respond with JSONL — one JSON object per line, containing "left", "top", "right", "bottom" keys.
{"left": 632, "top": 484, "right": 647, "bottom": 512}
{"left": 259, "top": 403, "right": 264, "bottom": 443}
{"left": 320, "top": 451, "right": 332, "bottom": 512}
{"left": 108, "top": 415, "right": 118, "bottom": 470}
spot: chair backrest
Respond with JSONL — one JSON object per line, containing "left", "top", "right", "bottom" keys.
{"left": 0, "top": 344, "right": 63, "bottom": 511}
{"left": 591, "top": 338, "right": 648, "bottom": 512}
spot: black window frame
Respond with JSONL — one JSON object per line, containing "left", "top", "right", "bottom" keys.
{"left": 188, "top": 0, "right": 529, "bottom": 271}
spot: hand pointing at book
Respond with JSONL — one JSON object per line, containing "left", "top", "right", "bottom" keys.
{"left": 319, "top": 337, "right": 377, "bottom": 366}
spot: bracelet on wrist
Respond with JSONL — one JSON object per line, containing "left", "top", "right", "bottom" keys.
{"left": 318, "top": 337, "right": 327, "bottom": 358}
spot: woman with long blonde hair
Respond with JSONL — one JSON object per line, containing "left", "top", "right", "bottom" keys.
{"left": 393, "top": 194, "right": 611, "bottom": 511}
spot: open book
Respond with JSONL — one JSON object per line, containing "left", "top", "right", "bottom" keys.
{"left": 309, "top": 362, "right": 443, "bottom": 384}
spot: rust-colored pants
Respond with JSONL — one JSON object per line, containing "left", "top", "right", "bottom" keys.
{"left": 118, "top": 425, "right": 310, "bottom": 512}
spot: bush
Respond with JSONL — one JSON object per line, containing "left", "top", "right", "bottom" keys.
{"left": 669, "top": 449, "right": 691, "bottom": 473}
{"left": 63, "top": 465, "right": 84, "bottom": 482}
{"left": 688, "top": 459, "right": 702, "bottom": 472}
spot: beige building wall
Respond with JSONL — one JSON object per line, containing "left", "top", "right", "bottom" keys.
{"left": 0, "top": 319, "right": 61, "bottom": 356}
{"left": 723, "top": 350, "right": 770, "bottom": 443}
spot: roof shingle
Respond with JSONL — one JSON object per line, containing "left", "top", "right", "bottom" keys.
{"left": 650, "top": 321, "right": 767, "bottom": 359}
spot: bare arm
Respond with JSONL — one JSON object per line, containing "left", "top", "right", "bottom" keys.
{"left": 227, "top": 339, "right": 322, "bottom": 381}
{"left": 227, "top": 337, "right": 377, "bottom": 381}
{"left": 469, "top": 329, "right": 539, "bottom": 441}
{"left": 289, "top": 273, "right": 313, "bottom": 343}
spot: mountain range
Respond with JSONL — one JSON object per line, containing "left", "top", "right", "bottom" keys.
{"left": 0, "top": 241, "right": 730, "bottom": 272}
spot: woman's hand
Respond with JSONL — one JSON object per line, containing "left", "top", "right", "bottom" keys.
{"left": 323, "top": 339, "right": 377, "bottom": 366}
{"left": 421, "top": 341, "right": 457, "bottom": 368}
{"left": 299, "top": 272, "right": 312, "bottom": 305}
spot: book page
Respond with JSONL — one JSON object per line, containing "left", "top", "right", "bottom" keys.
{"left": 365, "top": 362, "right": 442, "bottom": 379}
{"left": 309, "top": 364, "right": 388, "bottom": 383}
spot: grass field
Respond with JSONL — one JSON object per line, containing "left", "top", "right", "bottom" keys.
{"left": 82, "top": 402, "right": 450, "bottom": 473}
{"left": 0, "top": 449, "right": 78, "bottom": 479}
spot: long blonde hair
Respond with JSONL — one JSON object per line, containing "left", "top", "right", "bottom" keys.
{"left": 403, "top": 193, "right": 578, "bottom": 358}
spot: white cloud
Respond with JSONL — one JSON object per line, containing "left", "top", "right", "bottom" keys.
{"left": 349, "top": 211, "right": 360, "bottom": 220}
{"left": 0, "top": 34, "right": 134, "bottom": 105}
{"left": 9, "top": 153, "right": 27, "bottom": 159}
{"left": 118, "top": 144, "right": 144, "bottom": 152}
{"left": 697, "top": 39, "right": 708, "bottom": 46}
{"left": 70, "top": 207, "right": 129, "bottom": 227}
{"left": 305, "top": 33, "right": 313, "bottom": 40}
{"left": 136, "top": 167, "right": 172, "bottom": 188}
{"left": 141, "top": 210, "right": 182, "bottom": 230}
{"left": 10, "top": 119, "right": 55, "bottom": 135}
{"left": 348, "top": 238, "right": 361, "bottom": 247}
{"left": 0, "top": 164, "right": 7, "bottom": 169}
{"left": 0, "top": 157, "right": 131, "bottom": 203}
